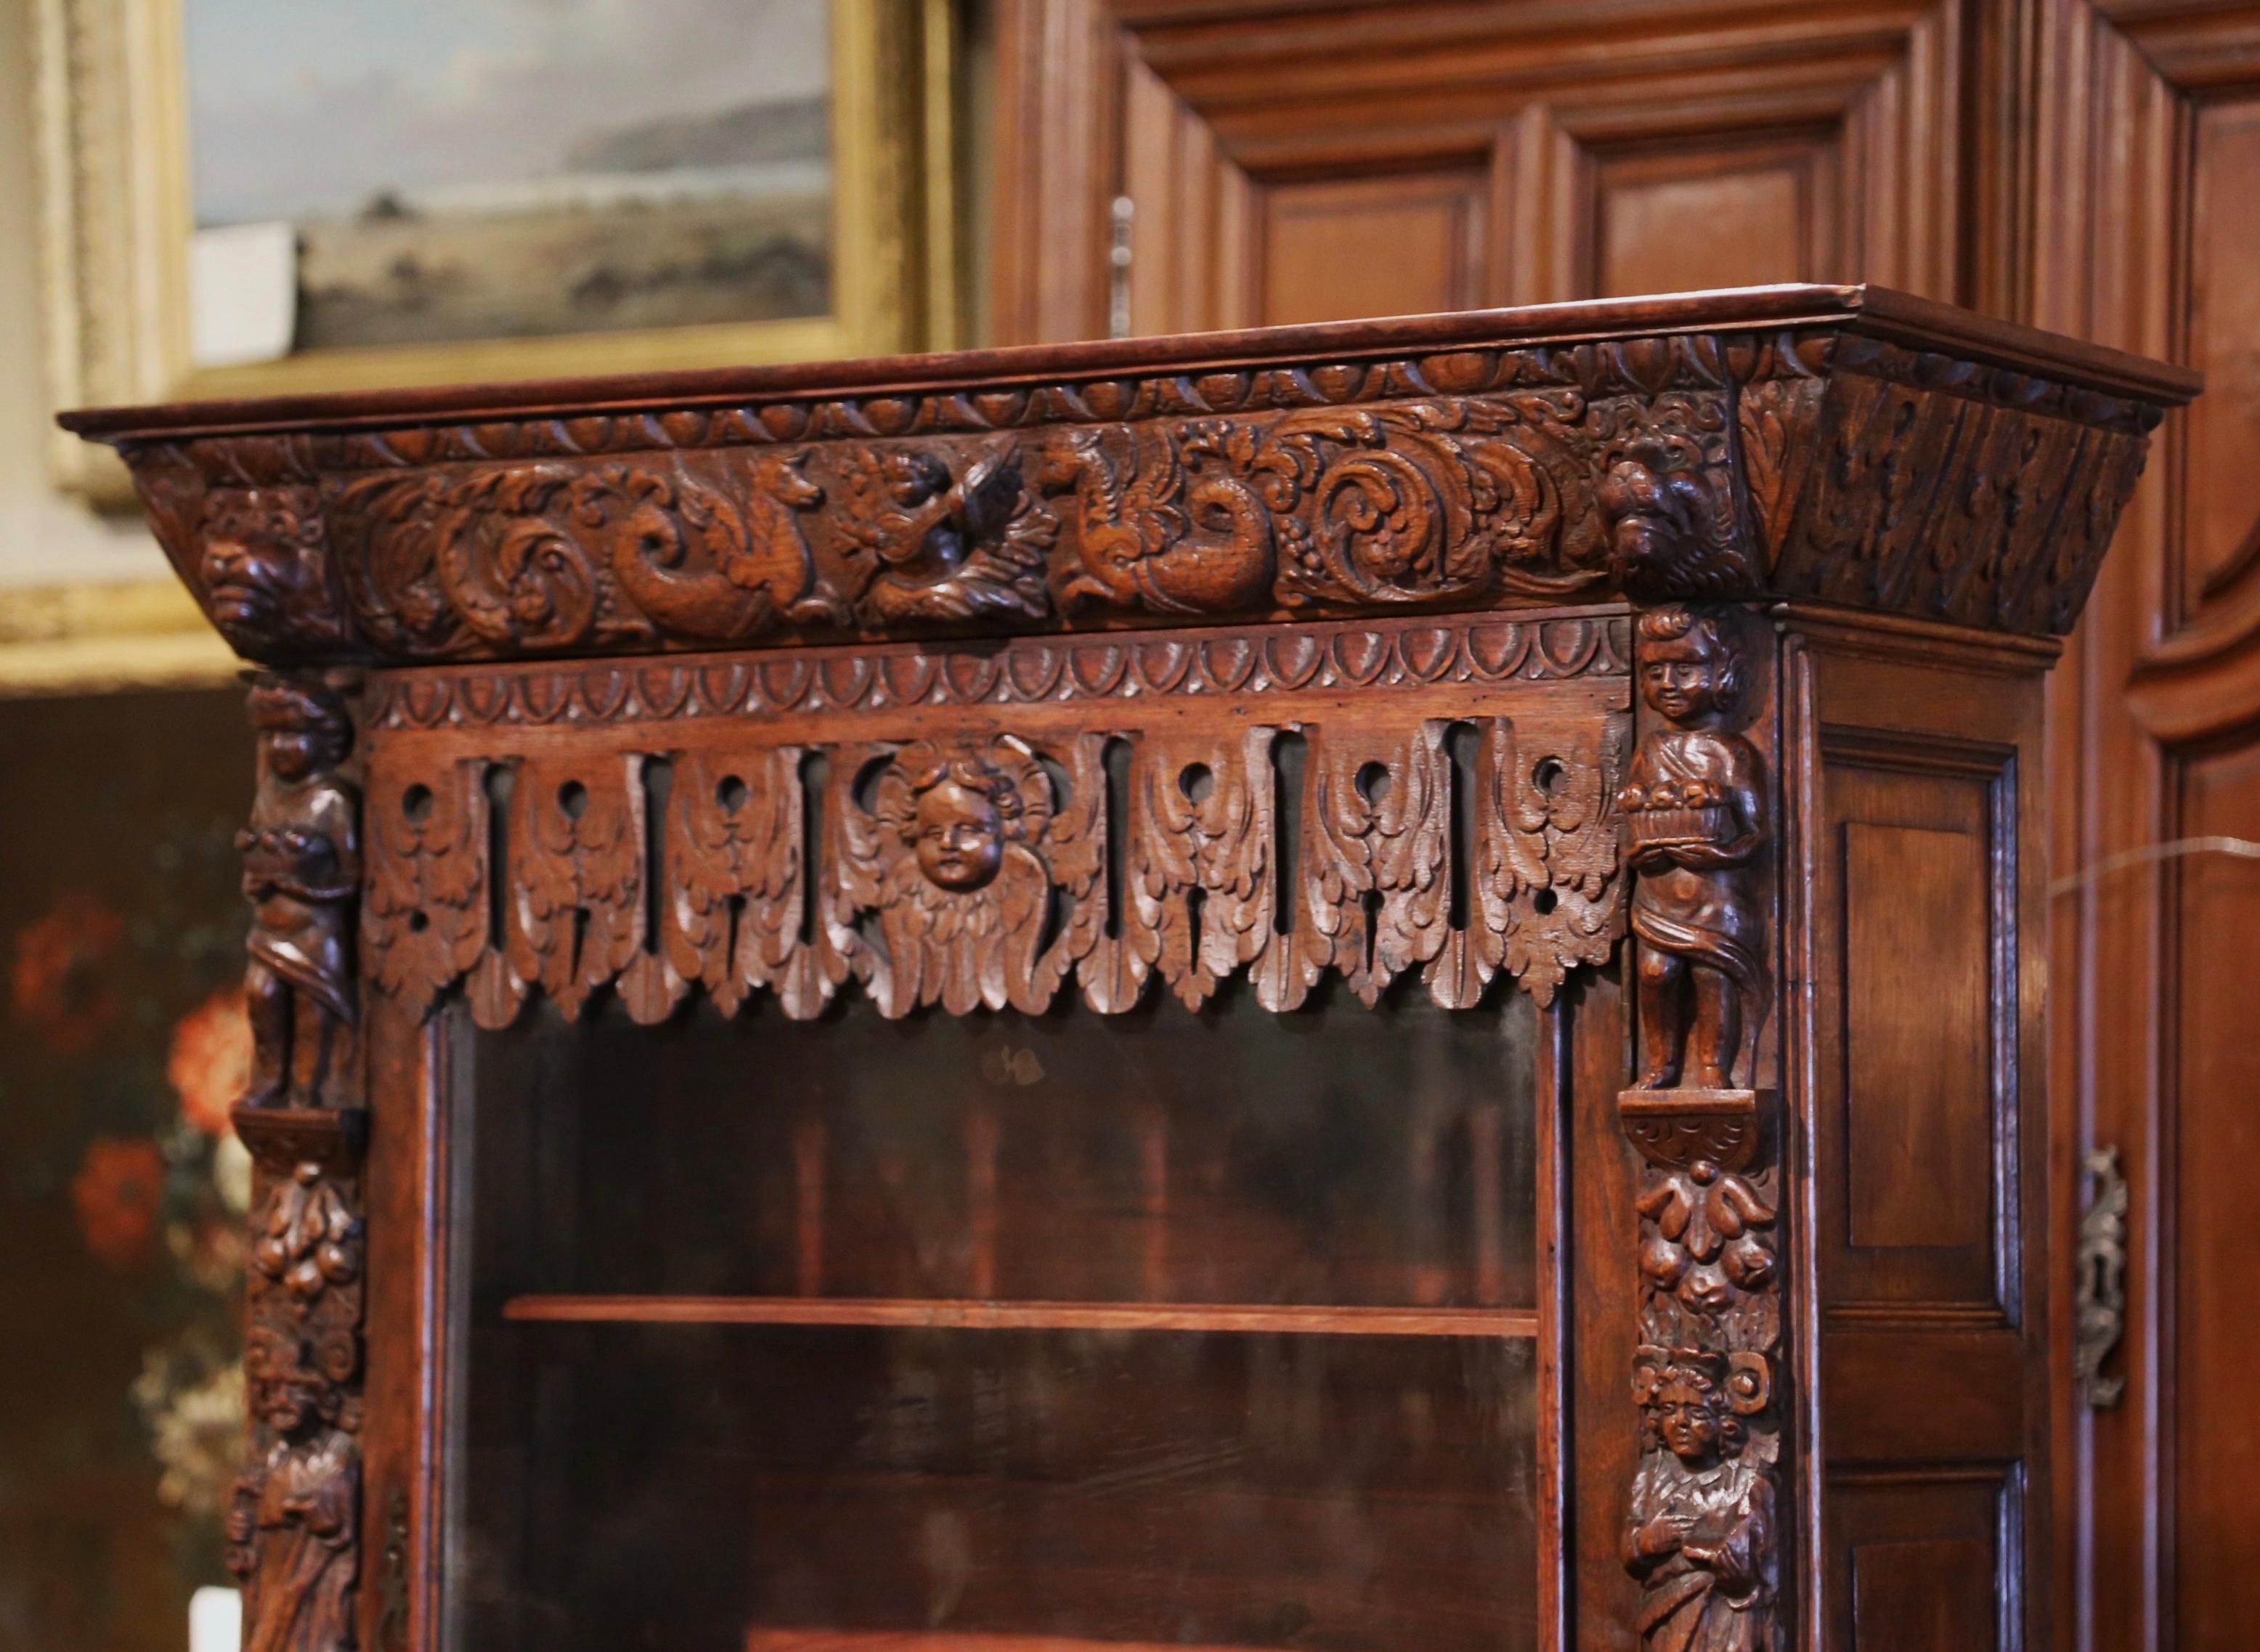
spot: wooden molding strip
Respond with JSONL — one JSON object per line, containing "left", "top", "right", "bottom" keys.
{"left": 501, "top": 1294, "right": 1542, "bottom": 1338}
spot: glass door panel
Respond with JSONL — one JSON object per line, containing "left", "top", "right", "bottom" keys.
{"left": 448, "top": 987, "right": 1545, "bottom": 1652}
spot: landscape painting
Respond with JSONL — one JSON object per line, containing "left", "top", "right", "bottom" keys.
{"left": 183, "top": 0, "right": 834, "bottom": 354}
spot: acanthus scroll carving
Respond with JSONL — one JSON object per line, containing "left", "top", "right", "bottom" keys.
{"left": 111, "top": 325, "right": 2169, "bottom": 667}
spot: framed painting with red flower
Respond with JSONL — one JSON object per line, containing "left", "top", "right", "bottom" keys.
{"left": 0, "top": 687, "right": 253, "bottom": 1652}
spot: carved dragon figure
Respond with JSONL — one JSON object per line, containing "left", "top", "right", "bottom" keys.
{"left": 1038, "top": 424, "right": 1276, "bottom": 615}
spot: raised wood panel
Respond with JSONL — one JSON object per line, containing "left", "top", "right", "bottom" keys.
{"left": 2174, "top": 742, "right": 2260, "bottom": 1652}
{"left": 1817, "top": 734, "right": 2015, "bottom": 1314}
{"left": 2031, "top": 7, "right": 2260, "bottom": 1649}
{"left": 1590, "top": 139, "right": 1827, "bottom": 298}
{"left": 1840, "top": 819, "right": 1991, "bottom": 1253}
{"left": 1260, "top": 170, "right": 1489, "bottom": 322}
{"left": 2185, "top": 96, "right": 2260, "bottom": 607}
{"left": 1829, "top": 1471, "right": 2017, "bottom": 1652}
{"left": 990, "top": 0, "right": 1976, "bottom": 343}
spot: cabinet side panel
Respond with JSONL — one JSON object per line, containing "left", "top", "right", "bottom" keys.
{"left": 1784, "top": 624, "right": 2050, "bottom": 1652}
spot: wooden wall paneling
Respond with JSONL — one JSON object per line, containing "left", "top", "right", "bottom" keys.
{"left": 988, "top": 1, "right": 1982, "bottom": 343}
{"left": 2030, "top": 6, "right": 2260, "bottom": 1649}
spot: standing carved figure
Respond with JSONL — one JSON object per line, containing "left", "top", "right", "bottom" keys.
{"left": 230, "top": 1327, "right": 360, "bottom": 1652}
{"left": 238, "top": 676, "right": 360, "bottom": 1107}
{"left": 1618, "top": 608, "right": 1764, "bottom": 1089}
{"left": 1625, "top": 1346, "right": 1776, "bottom": 1652}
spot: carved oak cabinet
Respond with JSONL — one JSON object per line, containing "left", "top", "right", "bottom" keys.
{"left": 62, "top": 287, "right": 2195, "bottom": 1652}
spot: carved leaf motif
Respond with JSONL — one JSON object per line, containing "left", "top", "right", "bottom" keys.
{"left": 503, "top": 754, "right": 646, "bottom": 1021}
{"left": 1128, "top": 728, "right": 1277, "bottom": 1010}
{"left": 362, "top": 758, "right": 487, "bottom": 1019}
{"left": 1493, "top": 711, "right": 1630, "bottom": 1004}
{"left": 1284, "top": 723, "right": 1453, "bottom": 1009}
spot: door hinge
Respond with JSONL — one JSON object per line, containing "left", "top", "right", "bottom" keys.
{"left": 2074, "top": 1145, "right": 2129, "bottom": 1409}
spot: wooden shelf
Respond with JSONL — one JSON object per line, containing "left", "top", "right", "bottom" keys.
{"left": 741, "top": 1632, "right": 1277, "bottom": 1651}
{"left": 501, "top": 1294, "right": 1539, "bottom": 1339}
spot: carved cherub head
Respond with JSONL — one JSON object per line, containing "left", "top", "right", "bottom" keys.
{"left": 201, "top": 488, "right": 328, "bottom": 654}
{"left": 913, "top": 771, "right": 1012, "bottom": 890}
{"left": 248, "top": 673, "right": 352, "bottom": 782}
{"left": 885, "top": 745, "right": 1031, "bottom": 893}
{"left": 1635, "top": 606, "right": 1741, "bottom": 728}
{"left": 1633, "top": 1346, "right": 1770, "bottom": 1466}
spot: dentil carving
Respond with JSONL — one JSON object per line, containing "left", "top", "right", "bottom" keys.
{"left": 240, "top": 675, "right": 360, "bottom": 1107}
{"left": 1619, "top": 606, "right": 1765, "bottom": 1090}
{"left": 1625, "top": 1345, "right": 1778, "bottom": 1652}
{"left": 229, "top": 1110, "right": 365, "bottom": 1652}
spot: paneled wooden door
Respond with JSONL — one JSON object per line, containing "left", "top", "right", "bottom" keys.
{"left": 983, "top": 2, "right": 2260, "bottom": 1649}
{"left": 2033, "top": 5, "right": 2260, "bottom": 1650}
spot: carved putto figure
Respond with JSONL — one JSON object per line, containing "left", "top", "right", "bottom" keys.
{"left": 230, "top": 1327, "right": 359, "bottom": 1652}
{"left": 238, "top": 675, "right": 360, "bottom": 1107}
{"left": 850, "top": 441, "right": 1056, "bottom": 623}
{"left": 1625, "top": 1346, "right": 1776, "bottom": 1652}
{"left": 1619, "top": 607, "right": 1765, "bottom": 1089}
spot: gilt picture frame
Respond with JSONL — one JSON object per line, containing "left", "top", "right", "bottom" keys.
{"left": 33, "top": 0, "right": 959, "bottom": 509}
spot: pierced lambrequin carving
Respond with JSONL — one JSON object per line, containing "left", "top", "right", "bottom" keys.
{"left": 1617, "top": 603, "right": 1782, "bottom": 1652}
{"left": 364, "top": 621, "right": 1631, "bottom": 1024}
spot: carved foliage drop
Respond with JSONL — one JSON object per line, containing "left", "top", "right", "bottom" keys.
{"left": 229, "top": 1109, "right": 366, "bottom": 1652}
{"left": 1615, "top": 603, "right": 1781, "bottom": 1652}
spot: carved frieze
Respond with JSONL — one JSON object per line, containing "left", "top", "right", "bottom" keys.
{"left": 102, "top": 316, "right": 2175, "bottom": 667}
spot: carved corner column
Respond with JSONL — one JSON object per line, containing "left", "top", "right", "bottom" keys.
{"left": 228, "top": 670, "right": 368, "bottom": 1652}
{"left": 1614, "top": 602, "right": 1786, "bottom": 1651}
